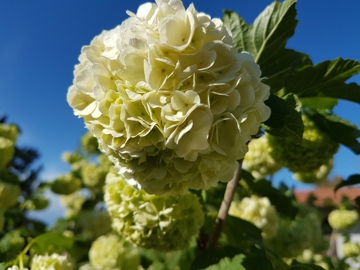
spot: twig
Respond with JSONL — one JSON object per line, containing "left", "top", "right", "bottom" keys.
{"left": 207, "top": 159, "right": 243, "bottom": 248}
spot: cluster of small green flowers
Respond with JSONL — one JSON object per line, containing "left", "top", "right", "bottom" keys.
{"left": 267, "top": 116, "right": 338, "bottom": 179}
{"left": 76, "top": 210, "right": 112, "bottom": 240}
{"left": 266, "top": 207, "right": 322, "bottom": 258}
{"left": 229, "top": 195, "right": 278, "bottom": 239}
{"left": 104, "top": 169, "right": 204, "bottom": 251}
{"left": 60, "top": 191, "right": 86, "bottom": 218}
{"left": 6, "top": 266, "right": 28, "bottom": 270}
{"left": 292, "top": 158, "right": 333, "bottom": 184}
{"left": 0, "top": 123, "right": 18, "bottom": 170}
{"left": 67, "top": 0, "right": 270, "bottom": 195}
{"left": 242, "top": 136, "right": 282, "bottom": 179}
{"left": 328, "top": 209, "right": 359, "bottom": 231}
{"left": 30, "top": 253, "right": 73, "bottom": 270}
{"left": 297, "top": 249, "right": 331, "bottom": 270}
{"left": 341, "top": 242, "right": 360, "bottom": 258}
{"left": 88, "top": 234, "right": 140, "bottom": 270}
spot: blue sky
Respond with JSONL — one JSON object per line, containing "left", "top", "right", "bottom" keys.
{"left": 1, "top": 0, "right": 359, "bottom": 198}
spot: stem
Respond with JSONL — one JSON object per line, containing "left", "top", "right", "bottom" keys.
{"left": 208, "top": 159, "right": 243, "bottom": 248}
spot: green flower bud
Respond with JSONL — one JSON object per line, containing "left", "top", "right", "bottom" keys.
{"left": 268, "top": 116, "right": 339, "bottom": 173}
{"left": 341, "top": 242, "right": 360, "bottom": 258}
{"left": 30, "top": 253, "right": 73, "bottom": 270}
{"left": 229, "top": 195, "right": 278, "bottom": 239}
{"left": 0, "top": 123, "right": 19, "bottom": 142}
{"left": 76, "top": 210, "right": 111, "bottom": 240}
{"left": 266, "top": 208, "right": 322, "bottom": 258}
{"left": 62, "top": 151, "right": 83, "bottom": 165}
{"left": 0, "top": 137, "right": 15, "bottom": 170}
{"left": 0, "top": 181, "right": 20, "bottom": 209}
{"left": 328, "top": 209, "right": 359, "bottom": 231}
{"left": 104, "top": 169, "right": 204, "bottom": 251}
{"left": 81, "top": 162, "right": 109, "bottom": 190}
{"left": 243, "top": 136, "right": 281, "bottom": 179}
{"left": 89, "top": 234, "right": 140, "bottom": 270}
{"left": 60, "top": 192, "right": 85, "bottom": 218}
{"left": 81, "top": 132, "right": 99, "bottom": 155}
{"left": 22, "top": 195, "right": 49, "bottom": 211}
{"left": 51, "top": 174, "right": 82, "bottom": 195}
{"left": 292, "top": 158, "right": 333, "bottom": 184}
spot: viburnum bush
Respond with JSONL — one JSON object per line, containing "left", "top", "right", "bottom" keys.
{"left": 2, "top": 0, "right": 360, "bottom": 269}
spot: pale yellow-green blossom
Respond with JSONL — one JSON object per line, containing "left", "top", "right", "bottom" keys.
{"left": 30, "top": 253, "right": 73, "bottom": 270}
{"left": 6, "top": 266, "right": 28, "bottom": 270}
{"left": 0, "top": 181, "right": 21, "bottom": 210}
{"left": 89, "top": 234, "right": 140, "bottom": 270}
{"left": 50, "top": 174, "right": 82, "bottom": 195}
{"left": 60, "top": 192, "right": 86, "bottom": 218}
{"left": 67, "top": 0, "right": 270, "bottom": 195}
{"left": 341, "top": 242, "right": 360, "bottom": 258}
{"left": 76, "top": 210, "right": 112, "bottom": 240}
{"left": 268, "top": 116, "right": 339, "bottom": 173}
{"left": 328, "top": 209, "right": 359, "bottom": 231}
{"left": 104, "top": 169, "right": 204, "bottom": 251}
{"left": 81, "top": 132, "right": 100, "bottom": 155}
{"left": 229, "top": 195, "right": 278, "bottom": 239}
{"left": 0, "top": 123, "right": 19, "bottom": 142}
{"left": 243, "top": 136, "right": 281, "bottom": 179}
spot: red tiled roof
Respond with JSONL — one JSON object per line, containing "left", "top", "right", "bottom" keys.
{"left": 294, "top": 187, "right": 360, "bottom": 206}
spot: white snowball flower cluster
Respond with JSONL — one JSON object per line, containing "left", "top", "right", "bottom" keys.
{"left": 67, "top": 0, "right": 270, "bottom": 195}
{"left": 6, "top": 266, "right": 28, "bottom": 270}
{"left": 88, "top": 234, "right": 140, "bottom": 270}
{"left": 341, "top": 242, "right": 360, "bottom": 258}
{"left": 229, "top": 195, "right": 278, "bottom": 239}
{"left": 242, "top": 136, "right": 281, "bottom": 179}
{"left": 104, "top": 168, "right": 204, "bottom": 251}
{"left": 30, "top": 253, "right": 73, "bottom": 270}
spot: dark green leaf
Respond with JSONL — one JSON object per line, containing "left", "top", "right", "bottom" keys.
{"left": 354, "top": 196, "right": 360, "bottom": 207}
{"left": 334, "top": 174, "right": 360, "bottom": 192}
{"left": 222, "top": 216, "right": 263, "bottom": 248}
{"left": 306, "top": 110, "right": 360, "bottom": 154}
{"left": 242, "top": 254, "right": 274, "bottom": 270}
{"left": 284, "top": 58, "right": 360, "bottom": 104}
{"left": 264, "top": 94, "right": 290, "bottom": 128}
{"left": 190, "top": 246, "right": 243, "bottom": 270}
{"left": 264, "top": 93, "right": 304, "bottom": 144}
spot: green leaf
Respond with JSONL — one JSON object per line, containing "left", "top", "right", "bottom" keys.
{"left": 29, "top": 232, "right": 74, "bottom": 254}
{"left": 264, "top": 93, "right": 304, "bottom": 144}
{"left": 305, "top": 110, "right": 360, "bottom": 154}
{"left": 242, "top": 254, "right": 274, "bottom": 270}
{"left": 284, "top": 58, "right": 360, "bottom": 104}
{"left": 190, "top": 246, "right": 243, "bottom": 270}
{"left": 205, "top": 254, "right": 246, "bottom": 270}
{"left": 221, "top": 216, "right": 263, "bottom": 248}
{"left": 264, "top": 94, "right": 290, "bottom": 128}
{"left": 299, "top": 97, "right": 338, "bottom": 110}
{"left": 334, "top": 174, "right": 360, "bottom": 192}
{"left": 262, "top": 49, "right": 312, "bottom": 93}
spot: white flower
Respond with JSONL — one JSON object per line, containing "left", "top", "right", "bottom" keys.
{"left": 68, "top": 0, "right": 270, "bottom": 195}
{"left": 229, "top": 195, "right": 278, "bottom": 239}
{"left": 89, "top": 234, "right": 140, "bottom": 270}
{"left": 30, "top": 253, "right": 73, "bottom": 270}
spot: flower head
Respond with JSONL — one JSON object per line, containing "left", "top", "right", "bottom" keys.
{"left": 229, "top": 195, "right": 278, "bottom": 239}
{"left": 328, "top": 209, "right": 359, "bottom": 231}
{"left": 0, "top": 181, "right": 20, "bottom": 210}
{"left": 104, "top": 168, "right": 204, "bottom": 251}
{"left": 89, "top": 234, "right": 140, "bottom": 270}
{"left": 67, "top": 0, "right": 270, "bottom": 195}
{"left": 30, "top": 253, "right": 73, "bottom": 270}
